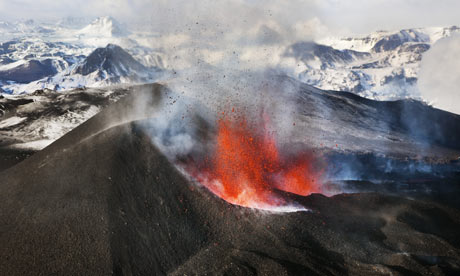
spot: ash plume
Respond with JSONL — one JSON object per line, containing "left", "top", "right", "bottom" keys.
{"left": 418, "top": 34, "right": 460, "bottom": 115}
{"left": 65, "top": 0, "right": 460, "bottom": 210}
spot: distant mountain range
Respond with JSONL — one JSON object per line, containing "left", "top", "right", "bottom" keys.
{"left": 0, "top": 16, "right": 164, "bottom": 94}
{"left": 0, "top": 16, "right": 458, "bottom": 100}
{"left": 0, "top": 42, "right": 162, "bottom": 94}
{"left": 287, "top": 26, "right": 460, "bottom": 99}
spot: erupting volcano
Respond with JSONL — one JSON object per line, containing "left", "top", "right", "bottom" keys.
{"left": 3, "top": 83, "right": 460, "bottom": 275}
{"left": 188, "top": 108, "right": 322, "bottom": 210}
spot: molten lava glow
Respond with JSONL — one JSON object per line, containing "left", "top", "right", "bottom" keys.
{"left": 190, "top": 110, "right": 322, "bottom": 209}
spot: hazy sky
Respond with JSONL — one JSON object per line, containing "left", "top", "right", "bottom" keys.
{"left": 0, "top": 0, "right": 459, "bottom": 35}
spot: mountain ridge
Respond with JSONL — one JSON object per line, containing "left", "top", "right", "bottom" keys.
{"left": 0, "top": 43, "right": 162, "bottom": 94}
{"left": 288, "top": 25, "right": 460, "bottom": 99}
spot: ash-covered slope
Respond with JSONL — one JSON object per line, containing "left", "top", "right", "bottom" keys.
{"left": 0, "top": 86, "right": 130, "bottom": 152}
{"left": 1, "top": 75, "right": 459, "bottom": 174}
{"left": 1, "top": 84, "right": 460, "bottom": 275}
{"left": 265, "top": 76, "right": 460, "bottom": 183}
{"left": 273, "top": 76, "right": 460, "bottom": 160}
{"left": 0, "top": 83, "right": 163, "bottom": 172}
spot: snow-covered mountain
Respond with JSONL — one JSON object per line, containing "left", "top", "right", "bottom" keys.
{"left": 321, "top": 26, "right": 460, "bottom": 52}
{"left": 55, "top": 44, "right": 161, "bottom": 89}
{"left": 0, "top": 17, "right": 458, "bottom": 100}
{"left": 0, "top": 41, "right": 162, "bottom": 93}
{"left": 0, "top": 17, "right": 165, "bottom": 94}
{"left": 74, "top": 44, "right": 149, "bottom": 76}
{"left": 1, "top": 44, "right": 162, "bottom": 93}
{"left": 77, "top": 16, "right": 130, "bottom": 38}
{"left": 287, "top": 26, "right": 460, "bottom": 99}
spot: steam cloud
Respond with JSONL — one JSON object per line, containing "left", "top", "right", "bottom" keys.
{"left": 418, "top": 34, "right": 460, "bottom": 115}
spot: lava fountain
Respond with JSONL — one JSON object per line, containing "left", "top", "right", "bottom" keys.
{"left": 187, "top": 108, "right": 323, "bottom": 210}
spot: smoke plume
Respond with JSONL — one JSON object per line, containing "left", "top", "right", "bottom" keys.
{"left": 418, "top": 34, "right": 460, "bottom": 115}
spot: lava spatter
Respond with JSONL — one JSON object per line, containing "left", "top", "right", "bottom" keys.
{"left": 188, "top": 109, "right": 322, "bottom": 209}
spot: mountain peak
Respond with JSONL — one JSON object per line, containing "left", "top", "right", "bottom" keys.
{"left": 78, "top": 16, "right": 130, "bottom": 37}
{"left": 73, "top": 44, "right": 148, "bottom": 78}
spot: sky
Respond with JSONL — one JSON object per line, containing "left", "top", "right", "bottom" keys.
{"left": 0, "top": 0, "right": 459, "bottom": 36}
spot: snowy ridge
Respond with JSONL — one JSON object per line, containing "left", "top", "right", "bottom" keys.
{"left": 292, "top": 26, "right": 460, "bottom": 99}
{"left": 0, "top": 17, "right": 459, "bottom": 100}
{"left": 318, "top": 26, "right": 459, "bottom": 52}
{"left": 0, "top": 86, "right": 130, "bottom": 150}
{"left": 2, "top": 44, "right": 162, "bottom": 93}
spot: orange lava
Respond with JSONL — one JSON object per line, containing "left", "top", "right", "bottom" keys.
{"left": 191, "top": 110, "right": 322, "bottom": 208}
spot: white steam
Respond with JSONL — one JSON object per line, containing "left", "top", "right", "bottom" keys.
{"left": 418, "top": 34, "right": 460, "bottom": 115}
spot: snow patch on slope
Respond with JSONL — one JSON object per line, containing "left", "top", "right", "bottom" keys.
{"left": 77, "top": 16, "right": 130, "bottom": 38}
{"left": 0, "top": 116, "right": 26, "bottom": 128}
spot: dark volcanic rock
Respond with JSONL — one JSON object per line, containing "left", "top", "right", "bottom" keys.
{"left": 268, "top": 76, "right": 460, "bottom": 162}
{"left": 0, "top": 149, "right": 34, "bottom": 172}
{"left": 0, "top": 56, "right": 15, "bottom": 65}
{"left": 1, "top": 83, "right": 460, "bottom": 275}
{"left": 0, "top": 41, "right": 17, "bottom": 55}
{"left": 398, "top": 43, "right": 430, "bottom": 55}
{"left": 0, "top": 59, "right": 58, "bottom": 83}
